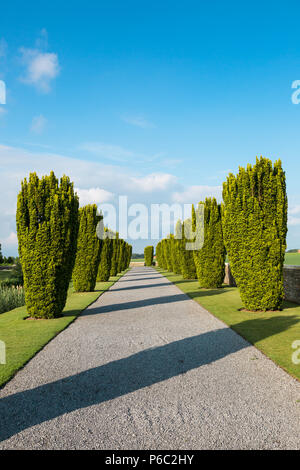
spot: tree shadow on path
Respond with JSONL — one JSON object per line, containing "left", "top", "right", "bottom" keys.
{"left": 0, "top": 315, "right": 298, "bottom": 442}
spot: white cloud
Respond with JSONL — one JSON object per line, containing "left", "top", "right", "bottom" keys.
{"left": 1, "top": 232, "right": 18, "bottom": 247}
{"left": 20, "top": 47, "right": 60, "bottom": 93}
{"left": 288, "top": 216, "right": 300, "bottom": 226}
{"left": 172, "top": 185, "right": 223, "bottom": 204}
{"left": 289, "top": 205, "right": 300, "bottom": 216}
{"left": 0, "top": 144, "right": 182, "bottom": 253}
{"left": 121, "top": 114, "right": 155, "bottom": 129}
{"left": 30, "top": 114, "right": 47, "bottom": 134}
{"left": 75, "top": 187, "right": 114, "bottom": 206}
{"left": 80, "top": 142, "right": 135, "bottom": 162}
{"left": 130, "top": 173, "right": 178, "bottom": 192}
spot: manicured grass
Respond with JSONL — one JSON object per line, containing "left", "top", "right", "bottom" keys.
{"left": 285, "top": 253, "right": 300, "bottom": 266}
{"left": 157, "top": 268, "right": 300, "bottom": 381}
{"left": 0, "top": 272, "right": 126, "bottom": 388}
{"left": 131, "top": 258, "right": 144, "bottom": 262}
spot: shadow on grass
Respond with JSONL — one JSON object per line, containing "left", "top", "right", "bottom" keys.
{"left": 231, "top": 315, "right": 300, "bottom": 344}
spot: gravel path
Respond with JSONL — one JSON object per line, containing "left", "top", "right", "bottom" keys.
{"left": 0, "top": 267, "right": 299, "bottom": 449}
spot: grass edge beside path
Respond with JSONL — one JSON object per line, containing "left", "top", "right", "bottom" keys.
{"left": 156, "top": 267, "right": 300, "bottom": 382}
{"left": 0, "top": 270, "right": 128, "bottom": 388}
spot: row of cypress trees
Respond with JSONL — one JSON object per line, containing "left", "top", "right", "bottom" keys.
{"left": 156, "top": 157, "right": 288, "bottom": 312}
{"left": 16, "top": 172, "right": 132, "bottom": 319}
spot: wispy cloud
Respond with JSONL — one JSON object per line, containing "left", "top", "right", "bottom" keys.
{"left": 172, "top": 185, "right": 223, "bottom": 204}
{"left": 80, "top": 142, "right": 135, "bottom": 162}
{"left": 75, "top": 187, "right": 114, "bottom": 206}
{"left": 130, "top": 173, "right": 178, "bottom": 192}
{"left": 19, "top": 30, "right": 60, "bottom": 93}
{"left": 30, "top": 114, "right": 47, "bottom": 134}
{"left": 121, "top": 114, "right": 155, "bottom": 129}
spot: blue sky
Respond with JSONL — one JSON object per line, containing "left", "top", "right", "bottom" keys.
{"left": 0, "top": 1, "right": 300, "bottom": 254}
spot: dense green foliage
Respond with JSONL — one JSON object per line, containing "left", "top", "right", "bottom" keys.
{"left": 179, "top": 219, "right": 197, "bottom": 279}
{"left": 170, "top": 224, "right": 182, "bottom": 274}
{"left": 16, "top": 172, "right": 79, "bottom": 319}
{"left": 117, "top": 239, "right": 125, "bottom": 273}
{"left": 144, "top": 245, "right": 154, "bottom": 266}
{"left": 97, "top": 228, "right": 113, "bottom": 282}
{"left": 192, "top": 198, "right": 226, "bottom": 288}
{"left": 73, "top": 204, "right": 103, "bottom": 292}
{"left": 222, "top": 157, "right": 288, "bottom": 311}
{"left": 155, "top": 241, "right": 166, "bottom": 269}
{"left": 110, "top": 232, "right": 120, "bottom": 276}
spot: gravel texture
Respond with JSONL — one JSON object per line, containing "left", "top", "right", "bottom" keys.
{"left": 0, "top": 266, "right": 299, "bottom": 449}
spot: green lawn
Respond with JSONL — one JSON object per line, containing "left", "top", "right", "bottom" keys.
{"left": 157, "top": 268, "right": 300, "bottom": 382}
{"left": 285, "top": 253, "right": 300, "bottom": 266}
{"left": 0, "top": 272, "right": 126, "bottom": 388}
{"left": 131, "top": 258, "right": 145, "bottom": 262}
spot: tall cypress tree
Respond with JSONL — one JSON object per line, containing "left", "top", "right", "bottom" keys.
{"left": 16, "top": 172, "right": 79, "bottom": 319}
{"left": 110, "top": 232, "right": 119, "bottom": 276}
{"left": 222, "top": 157, "right": 287, "bottom": 311}
{"left": 73, "top": 204, "right": 102, "bottom": 292}
{"left": 172, "top": 221, "right": 182, "bottom": 274}
{"left": 97, "top": 228, "right": 113, "bottom": 282}
{"left": 117, "top": 239, "right": 125, "bottom": 273}
{"left": 192, "top": 198, "right": 226, "bottom": 288}
{"left": 144, "top": 246, "right": 154, "bottom": 266}
{"left": 163, "top": 237, "right": 173, "bottom": 272}
{"left": 179, "top": 218, "right": 197, "bottom": 279}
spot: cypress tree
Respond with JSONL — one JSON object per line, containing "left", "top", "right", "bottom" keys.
{"left": 117, "top": 239, "right": 125, "bottom": 273}
{"left": 16, "top": 172, "right": 79, "bottom": 319}
{"left": 171, "top": 221, "right": 182, "bottom": 274}
{"left": 97, "top": 228, "right": 113, "bottom": 282}
{"left": 179, "top": 218, "right": 197, "bottom": 279}
{"left": 144, "top": 245, "right": 154, "bottom": 266}
{"left": 222, "top": 157, "right": 288, "bottom": 311}
{"left": 73, "top": 204, "right": 103, "bottom": 292}
{"left": 110, "top": 232, "right": 119, "bottom": 276}
{"left": 156, "top": 241, "right": 166, "bottom": 268}
{"left": 163, "top": 237, "right": 173, "bottom": 272}
{"left": 192, "top": 198, "right": 226, "bottom": 288}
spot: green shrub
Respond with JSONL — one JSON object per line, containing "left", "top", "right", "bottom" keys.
{"left": 179, "top": 219, "right": 197, "bottom": 279}
{"left": 73, "top": 204, "right": 103, "bottom": 292}
{"left": 171, "top": 222, "right": 182, "bottom": 274}
{"left": 110, "top": 232, "right": 120, "bottom": 277}
{"left": 163, "top": 238, "right": 173, "bottom": 271}
{"left": 222, "top": 157, "right": 288, "bottom": 311}
{"left": 16, "top": 172, "right": 79, "bottom": 319}
{"left": 192, "top": 198, "right": 226, "bottom": 288}
{"left": 156, "top": 241, "right": 166, "bottom": 269}
{"left": 144, "top": 245, "right": 154, "bottom": 266}
{"left": 117, "top": 239, "right": 125, "bottom": 273}
{"left": 97, "top": 228, "right": 113, "bottom": 282}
